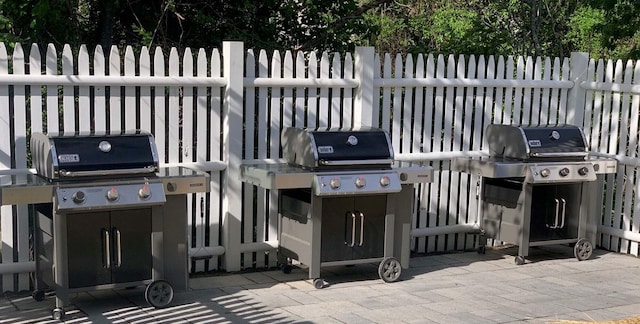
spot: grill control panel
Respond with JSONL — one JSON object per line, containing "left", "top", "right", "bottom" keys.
{"left": 55, "top": 182, "right": 166, "bottom": 211}
{"left": 529, "top": 163, "right": 597, "bottom": 183}
{"left": 313, "top": 172, "right": 402, "bottom": 196}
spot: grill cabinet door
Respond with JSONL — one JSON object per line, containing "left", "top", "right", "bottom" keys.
{"left": 67, "top": 212, "right": 112, "bottom": 288}
{"left": 110, "top": 209, "right": 152, "bottom": 284}
{"left": 352, "top": 196, "right": 386, "bottom": 259}
{"left": 321, "top": 197, "right": 355, "bottom": 262}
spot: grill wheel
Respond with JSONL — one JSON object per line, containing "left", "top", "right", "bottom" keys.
{"left": 574, "top": 238, "right": 593, "bottom": 261}
{"left": 378, "top": 257, "right": 402, "bottom": 282}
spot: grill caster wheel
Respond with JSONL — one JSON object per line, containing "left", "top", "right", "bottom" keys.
{"left": 52, "top": 308, "right": 65, "bottom": 321}
{"left": 378, "top": 257, "right": 402, "bottom": 283}
{"left": 574, "top": 238, "right": 593, "bottom": 261}
{"left": 32, "top": 290, "right": 45, "bottom": 302}
{"left": 313, "top": 278, "right": 324, "bottom": 289}
{"left": 514, "top": 256, "right": 525, "bottom": 265}
{"left": 281, "top": 264, "right": 293, "bottom": 274}
{"left": 145, "top": 280, "right": 174, "bottom": 308}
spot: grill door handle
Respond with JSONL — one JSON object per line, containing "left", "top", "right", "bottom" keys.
{"left": 102, "top": 229, "right": 111, "bottom": 269}
{"left": 344, "top": 212, "right": 356, "bottom": 247}
{"left": 358, "top": 212, "right": 364, "bottom": 246}
{"left": 113, "top": 228, "right": 122, "bottom": 267}
{"left": 547, "top": 198, "right": 561, "bottom": 229}
{"left": 559, "top": 198, "right": 566, "bottom": 229}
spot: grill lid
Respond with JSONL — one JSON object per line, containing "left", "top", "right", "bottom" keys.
{"left": 486, "top": 124, "right": 588, "bottom": 161}
{"left": 31, "top": 131, "right": 159, "bottom": 180}
{"left": 281, "top": 127, "right": 394, "bottom": 170}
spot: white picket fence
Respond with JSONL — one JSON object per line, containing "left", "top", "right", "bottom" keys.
{"left": 0, "top": 41, "right": 639, "bottom": 292}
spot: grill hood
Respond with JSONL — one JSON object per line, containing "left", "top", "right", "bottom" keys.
{"left": 281, "top": 127, "right": 394, "bottom": 170}
{"left": 486, "top": 124, "right": 589, "bottom": 161}
{"left": 31, "top": 131, "right": 159, "bottom": 180}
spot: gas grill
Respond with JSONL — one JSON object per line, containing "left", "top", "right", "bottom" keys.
{"left": 0, "top": 131, "right": 209, "bottom": 321}
{"left": 453, "top": 124, "right": 617, "bottom": 264}
{"left": 241, "top": 127, "right": 432, "bottom": 288}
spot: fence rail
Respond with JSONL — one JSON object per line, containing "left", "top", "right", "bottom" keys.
{"left": 0, "top": 41, "right": 639, "bottom": 292}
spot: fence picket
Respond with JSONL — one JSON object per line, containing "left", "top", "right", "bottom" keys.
{"left": 139, "top": 47, "right": 152, "bottom": 133}
{"left": 29, "top": 44, "right": 43, "bottom": 134}
{"left": 62, "top": 45, "right": 75, "bottom": 132}
{"left": 124, "top": 46, "right": 136, "bottom": 131}
{"left": 45, "top": 44, "right": 59, "bottom": 133}
{"left": 153, "top": 47, "right": 166, "bottom": 163}
{"left": 630, "top": 60, "right": 640, "bottom": 256}
{"left": 109, "top": 46, "right": 122, "bottom": 131}
{"left": 94, "top": 46, "right": 107, "bottom": 133}
{"left": 307, "top": 52, "right": 319, "bottom": 128}
{"left": 331, "top": 53, "right": 342, "bottom": 128}
{"left": 209, "top": 48, "right": 223, "bottom": 271}
{"left": 616, "top": 60, "right": 634, "bottom": 254}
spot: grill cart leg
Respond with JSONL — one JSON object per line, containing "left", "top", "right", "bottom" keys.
{"left": 574, "top": 238, "right": 593, "bottom": 261}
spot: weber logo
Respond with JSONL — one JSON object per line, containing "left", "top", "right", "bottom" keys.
{"left": 317, "top": 146, "right": 334, "bottom": 154}
{"left": 528, "top": 140, "right": 542, "bottom": 147}
{"left": 58, "top": 154, "right": 80, "bottom": 163}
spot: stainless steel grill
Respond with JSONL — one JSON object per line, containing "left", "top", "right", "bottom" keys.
{"left": 0, "top": 131, "right": 209, "bottom": 321}
{"left": 453, "top": 124, "right": 617, "bottom": 265}
{"left": 241, "top": 127, "right": 432, "bottom": 288}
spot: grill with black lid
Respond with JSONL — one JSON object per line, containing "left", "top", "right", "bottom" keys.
{"left": 453, "top": 124, "right": 617, "bottom": 265}
{"left": 241, "top": 127, "right": 433, "bottom": 288}
{"left": 0, "top": 131, "right": 210, "bottom": 321}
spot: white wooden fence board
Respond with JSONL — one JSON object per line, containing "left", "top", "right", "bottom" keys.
{"left": 62, "top": 45, "right": 75, "bottom": 132}
{"left": 343, "top": 53, "right": 354, "bottom": 128}
{"left": 139, "top": 47, "right": 152, "bottom": 133}
{"left": 124, "top": 46, "right": 136, "bottom": 131}
{"left": 629, "top": 60, "right": 640, "bottom": 256}
{"left": 46, "top": 44, "right": 59, "bottom": 133}
{"left": 29, "top": 44, "right": 43, "bottom": 134}
{"left": 109, "top": 46, "right": 122, "bottom": 131}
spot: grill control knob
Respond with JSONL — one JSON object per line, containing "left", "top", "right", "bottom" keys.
{"left": 72, "top": 191, "right": 86, "bottom": 204}
{"left": 380, "top": 175, "right": 391, "bottom": 187}
{"left": 355, "top": 176, "right": 366, "bottom": 188}
{"left": 540, "top": 168, "right": 551, "bottom": 178}
{"left": 138, "top": 185, "right": 151, "bottom": 199}
{"left": 559, "top": 168, "right": 570, "bottom": 177}
{"left": 106, "top": 188, "right": 119, "bottom": 201}
{"left": 578, "top": 167, "right": 589, "bottom": 176}
{"left": 329, "top": 177, "right": 341, "bottom": 190}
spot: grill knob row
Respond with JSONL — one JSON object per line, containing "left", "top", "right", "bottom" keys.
{"left": 325, "top": 175, "right": 394, "bottom": 191}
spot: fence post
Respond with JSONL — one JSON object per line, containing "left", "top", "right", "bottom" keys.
{"left": 566, "top": 52, "right": 589, "bottom": 127}
{"left": 221, "top": 41, "right": 244, "bottom": 271}
{"left": 354, "top": 46, "right": 375, "bottom": 127}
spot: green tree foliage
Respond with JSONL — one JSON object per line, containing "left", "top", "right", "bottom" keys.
{"left": 0, "top": 0, "right": 637, "bottom": 59}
